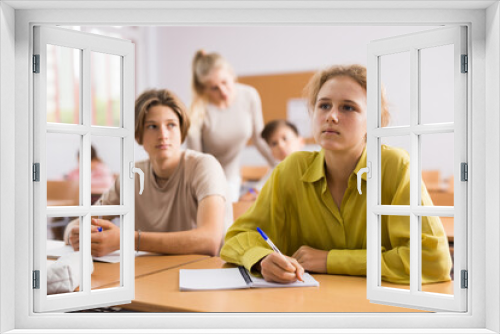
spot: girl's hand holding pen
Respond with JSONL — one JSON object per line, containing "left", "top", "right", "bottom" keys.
{"left": 256, "top": 227, "right": 305, "bottom": 283}
{"left": 259, "top": 252, "right": 305, "bottom": 283}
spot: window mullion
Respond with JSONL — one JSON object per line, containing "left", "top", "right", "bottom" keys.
{"left": 80, "top": 47, "right": 92, "bottom": 294}
{"left": 410, "top": 47, "right": 420, "bottom": 294}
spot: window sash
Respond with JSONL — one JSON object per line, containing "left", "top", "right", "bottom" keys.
{"left": 32, "top": 25, "right": 136, "bottom": 313}
{"left": 366, "top": 25, "right": 468, "bottom": 312}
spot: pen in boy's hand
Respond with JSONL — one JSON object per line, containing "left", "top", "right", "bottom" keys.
{"left": 91, "top": 219, "right": 103, "bottom": 233}
{"left": 256, "top": 227, "right": 304, "bottom": 282}
{"left": 91, "top": 226, "right": 103, "bottom": 233}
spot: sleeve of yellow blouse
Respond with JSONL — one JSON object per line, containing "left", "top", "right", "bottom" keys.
{"left": 220, "top": 167, "right": 284, "bottom": 273}
{"left": 420, "top": 189, "right": 453, "bottom": 283}
{"left": 327, "top": 249, "right": 367, "bottom": 275}
{"left": 380, "top": 164, "right": 452, "bottom": 284}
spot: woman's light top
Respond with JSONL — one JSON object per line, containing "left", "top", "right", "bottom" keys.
{"left": 186, "top": 83, "right": 275, "bottom": 183}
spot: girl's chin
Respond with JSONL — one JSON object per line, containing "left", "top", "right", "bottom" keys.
{"left": 152, "top": 151, "right": 175, "bottom": 159}
{"left": 319, "top": 141, "right": 342, "bottom": 151}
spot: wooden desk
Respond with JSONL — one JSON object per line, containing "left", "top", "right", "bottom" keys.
{"left": 92, "top": 254, "right": 209, "bottom": 290}
{"left": 115, "top": 257, "right": 453, "bottom": 313}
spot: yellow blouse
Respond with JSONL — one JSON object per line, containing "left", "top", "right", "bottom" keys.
{"left": 220, "top": 145, "right": 452, "bottom": 284}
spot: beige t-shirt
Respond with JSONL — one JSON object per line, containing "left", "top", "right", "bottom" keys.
{"left": 103, "top": 149, "right": 232, "bottom": 233}
{"left": 187, "top": 83, "right": 276, "bottom": 184}
{"left": 64, "top": 150, "right": 233, "bottom": 242}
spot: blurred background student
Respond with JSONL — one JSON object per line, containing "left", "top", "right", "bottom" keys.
{"left": 64, "top": 89, "right": 232, "bottom": 257}
{"left": 187, "top": 50, "right": 276, "bottom": 202}
{"left": 66, "top": 144, "right": 115, "bottom": 204}
{"left": 240, "top": 119, "right": 305, "bottom": 201}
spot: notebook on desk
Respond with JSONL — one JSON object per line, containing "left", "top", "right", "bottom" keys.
{"left": 179, "top": 266, "right": 319, "bottom": 291}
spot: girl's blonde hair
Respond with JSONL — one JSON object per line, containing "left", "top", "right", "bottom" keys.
{"left": 303, "top": 64, "right": 390, "bottom": 127}
{"left": 190, "top": 50, "right": 235, "bottom": 127}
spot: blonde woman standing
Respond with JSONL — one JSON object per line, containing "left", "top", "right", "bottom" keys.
{"left": 187, "top": 50, "right": 276, "bottom": 202}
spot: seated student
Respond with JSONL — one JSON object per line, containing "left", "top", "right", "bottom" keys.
{"left": 240, "top": 120, "right": 305, "bottom": 201}
{"left": 64, "top": 89, "right": 232, "bottom": 257}
{"left": 221, "top": 64, "right": 452, "bottom": 284}
{"left": 66, "top": 144, "right": 115, "bottom": 190}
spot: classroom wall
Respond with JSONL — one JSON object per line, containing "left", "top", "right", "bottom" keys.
{"left": 48, "top": 25, "right": 455, "bottom": 181}
{"left": 146, "top": 25, "right": 436, "bottom": 104}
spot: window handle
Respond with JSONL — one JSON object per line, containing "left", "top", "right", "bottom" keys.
{"left": 357, "top": 162, "right": 371, "bottom": 195}
{"left": 129, "top": 162, "right": 144, "bottom": 195}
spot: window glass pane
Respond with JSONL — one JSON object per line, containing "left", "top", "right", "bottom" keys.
{"left": 380, "top": 215, "right": 410, "bottom": 291}
{"left": 47, "top": 133, "right": 80, "bottom": 206}
{"left": 381, "top": 136, "right": 411, "bottom": 206}
{"left": 380, "top": 51, "right": 410, "bottom": 127}
{"left": 420, "top": 44, "right": 454, "bottom": 125}
{"left": 420, "top": 216, "right": 454, "bottom": 296}
{"left": 91, "top": 52, "right": 121, "bottom": 127}
{"left": 91, "top": 136, "right": 120, "bottom": 205}
{"left": 46, "top": 215, "right": 80, "bottom": 295}
{"left": 91, "top": 215, "right": 122, "bottom": 291}
{"left": 421, "top": 133, "right": 454, "bottom": 206}
{"left": 46, "top": 44, "right": 80, "bottom": 124}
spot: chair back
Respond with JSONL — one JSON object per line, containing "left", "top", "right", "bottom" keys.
{"left": 422, "top": 170, "right": 441, "bottom": 191}
{"left": 232, "top": 201, "right": 255, "bottom": 221}
{"left": 241, "top": 166, "right": 270, "bottom": 182}
{"left": 47, "top": 180, "right": 79, "bottom": 206}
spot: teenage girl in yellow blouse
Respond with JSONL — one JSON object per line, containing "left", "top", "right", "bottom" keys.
{"left": 220, "top": 64, "right": 452, "bottom": 284}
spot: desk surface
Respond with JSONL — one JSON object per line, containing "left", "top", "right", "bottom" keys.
{"left": 92, "top": 254, "right": 209, "bottom": 290}
{"left": 110, "top": 257, "right": 453, "bottom": 313}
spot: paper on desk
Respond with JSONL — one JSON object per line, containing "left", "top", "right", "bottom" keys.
{"left": 179, "top": 267, "right": 319, "bottom": 291}
{"left": 46, "top": 239, "right": 157, "bottom": 263}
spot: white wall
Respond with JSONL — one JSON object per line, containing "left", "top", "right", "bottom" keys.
{"left": 149, "top": 25, "right": 436, "bottom": 104}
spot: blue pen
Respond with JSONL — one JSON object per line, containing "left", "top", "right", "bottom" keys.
{"left": 257, "top": 227, "right": 283, "bottom": 255}
{"left": 257, "top": 227, "right": 304, "bottom": 282}
{"left": 91, "top": 218, "right": 103, "bottom": 232}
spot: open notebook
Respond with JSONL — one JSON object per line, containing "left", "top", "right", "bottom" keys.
{"left": 179, "top": 266, "right": 319, "bottom": 291}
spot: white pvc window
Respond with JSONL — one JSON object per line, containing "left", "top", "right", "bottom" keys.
{"left": 33, "top": 26, "right": 136, "bottom": 312}
{"left": 365, "top": 26, "right": 467, "bottom": 312}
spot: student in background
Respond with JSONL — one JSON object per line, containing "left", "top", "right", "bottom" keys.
{"left": 221, "top": 64, "right": 451, "bottom": 284}
{"left": 240, "top": 120, "right": 305, "bottom": 201}
{"left": 187, "top": 50, "right": 276, "bottom": 202}
{"left": 64, "top": 89, "right": 232, "bottom": 257}
{"left": 66, "top": 144, "right": 115, "bottom": 191}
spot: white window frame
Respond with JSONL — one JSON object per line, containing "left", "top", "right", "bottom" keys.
{"left": 1, "top": 2, "right": 498, "bottom": 333}
{"left": 366, "top": 26, "right": 468, "bottom": 312}
{"left": 32, "top": 25, "right": 136, "bottom": 313}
